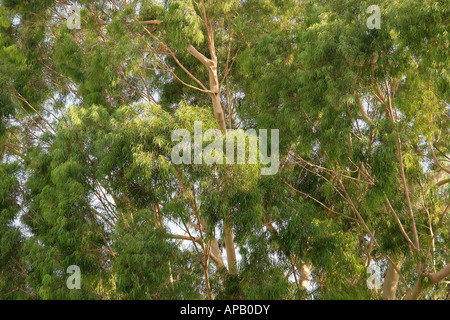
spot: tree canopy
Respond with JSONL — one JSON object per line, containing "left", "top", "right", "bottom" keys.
{"left": 0, "top": 0, "right": 448, "bottom": 300}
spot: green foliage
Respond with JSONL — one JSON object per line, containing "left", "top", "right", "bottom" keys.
{"left": 0, "top": 0, "right": 448, "bottom": 300}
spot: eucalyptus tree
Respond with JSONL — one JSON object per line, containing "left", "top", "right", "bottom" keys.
{"left": 0, "top": 0, "right": 448, "bottom": 300}
{"left": 239, "top": 0, "right": 449, "bottom": 299}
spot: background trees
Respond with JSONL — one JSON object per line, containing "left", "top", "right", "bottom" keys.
{"left": 0, "top": 0, "right": 448, "bottom": 300}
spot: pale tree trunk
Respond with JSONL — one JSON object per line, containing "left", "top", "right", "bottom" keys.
{"left": 382, "top": 259, "right": 403, "bottom": 300}
{"left": 187, "top": 43, "right": 226, "bottom": 133}
{"left": 405, "top": 263, "right": 450, "bottom": 300}
{"left": 224, "top": 221, "right": 238, "bottom": 275}
{"left": 199, "top": 218, "right": 226, "bottom": 271}
{"left": 300, "top": 264, "right": 311, "bottom": 290}
{"left": 188, "top": 17, "right": 236, "bottom": 275}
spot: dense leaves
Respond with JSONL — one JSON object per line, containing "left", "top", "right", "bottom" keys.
{"left": 0, "top": 0, "right": 448, "bottom": 300}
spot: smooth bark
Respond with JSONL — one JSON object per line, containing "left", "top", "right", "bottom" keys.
{"left": 405, "top": 263, "right": 450, "bottom": 300}
{"left": 382, "top": 259, "right": 403, "bottom": 300}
